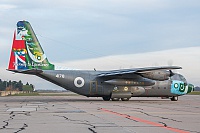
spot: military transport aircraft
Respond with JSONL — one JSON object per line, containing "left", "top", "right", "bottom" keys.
{"left": 7, "top": 21, "right": 194, "bottom": 101}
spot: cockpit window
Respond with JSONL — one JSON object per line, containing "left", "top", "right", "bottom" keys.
{"left": 179, "top": 75, "right": 186, "bottom": 81}
{"left": 171, "top": 74, "right": 187, "bottom": 84}
{"left": 171, "top": 74, "right": 179, "bottom": 80}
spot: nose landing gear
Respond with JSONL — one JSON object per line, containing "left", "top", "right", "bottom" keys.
{"left": 171, "top": 96, "right": 178, "bottom": 101}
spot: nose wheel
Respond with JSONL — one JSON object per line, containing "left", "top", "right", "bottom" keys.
{"left": 171, "top": 96, "right": 178, "bottom": 101}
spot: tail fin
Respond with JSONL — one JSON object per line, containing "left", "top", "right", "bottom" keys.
{"left": 8, "top": 21, "right": 55, "bottom": 71}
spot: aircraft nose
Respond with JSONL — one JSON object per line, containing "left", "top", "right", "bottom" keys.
{"left": 171, "top": 80, "right": 194, "bottom": 95}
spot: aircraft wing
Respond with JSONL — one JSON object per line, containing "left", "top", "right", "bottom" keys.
{"left": 97, "top": 66, "right": 182, "bottom": 77}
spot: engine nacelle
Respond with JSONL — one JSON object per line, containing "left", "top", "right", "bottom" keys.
{"left": 140, "top": 70, "right": 170, "bottom": 81}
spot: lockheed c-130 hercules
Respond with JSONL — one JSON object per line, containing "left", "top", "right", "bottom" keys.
{"left": 8, "top": 21, "right": 194, "bottom": 101}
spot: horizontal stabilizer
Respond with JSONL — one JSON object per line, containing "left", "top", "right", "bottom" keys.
{"left": 7, "top": 69, "right": 43, "bottom": 75}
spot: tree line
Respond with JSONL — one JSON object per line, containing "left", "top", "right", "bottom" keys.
{"left": 0, "top": 79, "right": 33, "bottom": 91}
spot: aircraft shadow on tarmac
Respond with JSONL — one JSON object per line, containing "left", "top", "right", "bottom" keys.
{"left": 0, "top": 96, "right": 173, "bottom": 103}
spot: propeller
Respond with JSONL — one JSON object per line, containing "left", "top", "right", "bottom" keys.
{"left": 167, "top": 59, "right": 173, "bottom": 66}
{"left": 167, "top": 59, "right": 177, "bottom": 77}
{"left": 169, "top": 70, "right": 174, "bottom": 77}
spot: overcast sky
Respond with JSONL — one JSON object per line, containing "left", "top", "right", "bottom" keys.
{"left": 0, "top": 0, "right": 200, "bottom": 89}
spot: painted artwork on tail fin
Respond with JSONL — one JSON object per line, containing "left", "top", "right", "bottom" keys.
{"left": 8, "top": 21, "right": 55, "bottom": 70}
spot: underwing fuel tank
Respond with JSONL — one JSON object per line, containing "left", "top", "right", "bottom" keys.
{"left": 105, "top": 79, "right": 155, "bottom": 86}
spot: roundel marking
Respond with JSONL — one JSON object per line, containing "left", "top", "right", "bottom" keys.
{"left": 74, "top": 77, "right": 85, "bottom": 88}
{"left": 113, "top": 87, "right": 118, "bottom": 91}
{"left": 124, "top": 87, "right": 128, "bottom": 91}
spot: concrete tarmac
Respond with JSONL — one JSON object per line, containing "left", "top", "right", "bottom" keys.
{"left": 0, "top": 95, "right": 200, "bottom": 133}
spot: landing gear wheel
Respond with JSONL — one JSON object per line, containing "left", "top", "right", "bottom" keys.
{"left": 102, "top": 96, "right": 111, "bottom": 101}
{"left": 171, "top": 96, "right": 178, "bottom": 101}
{"left": 111, "top": 98, "right": 120, "bottom": 101}
{"left": 121, "top": 98, "right": 130, "bottom": 101}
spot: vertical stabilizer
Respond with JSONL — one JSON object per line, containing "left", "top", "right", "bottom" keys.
{"left": 8, "top": 21, "right": 55, "bottom": 71}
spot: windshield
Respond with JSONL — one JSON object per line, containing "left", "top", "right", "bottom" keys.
{"left": 171, "top": 74, "right": 187, "bottom": 84}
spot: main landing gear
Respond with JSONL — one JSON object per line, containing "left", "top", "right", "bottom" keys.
{"left": 121, "top": 98, "right": 130, "bottom": 101}
{"left": 102, "top": 96, "right": 111, "bottom": 101}
{"left": 102, "top": 97, "right": 130, "bottom": 101}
